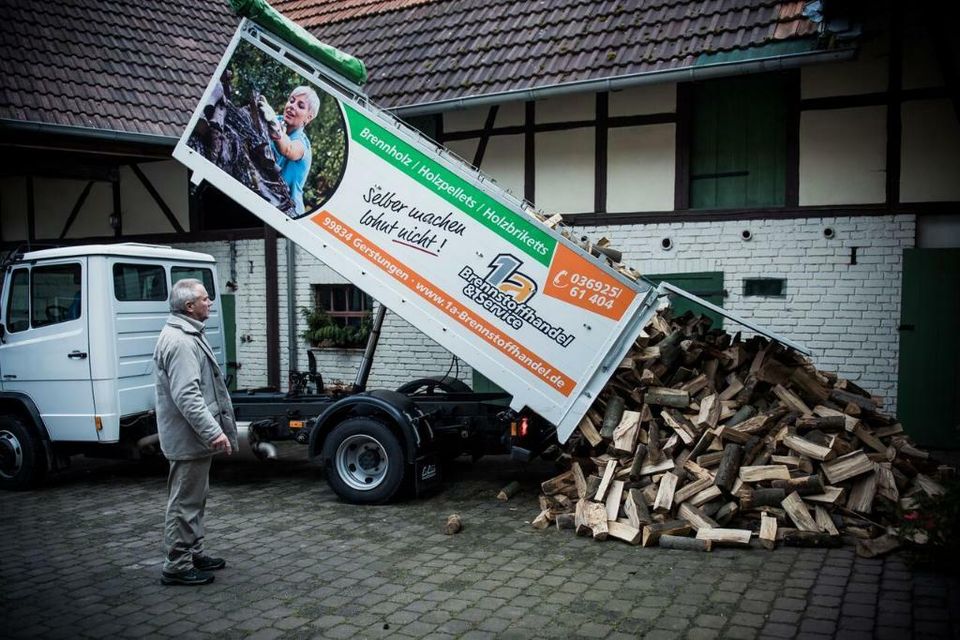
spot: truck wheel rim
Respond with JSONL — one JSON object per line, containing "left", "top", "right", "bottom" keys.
{"left": 335, "top": 434, "right": 388, "bottom": 491}
{"left": 0, "top": 430, "right": 23, "bottom": 479}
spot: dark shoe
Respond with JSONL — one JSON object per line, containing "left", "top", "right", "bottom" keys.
{"left": 161, "top": 568, "right": 214, "bottom": 586}
{"left": 193, "top": 554, "right": 226, "bottom": 571}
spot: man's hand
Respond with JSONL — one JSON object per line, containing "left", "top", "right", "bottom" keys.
{"left": 257, "top": 96, "right": 282, "bottom": 140}
{"left": 211, "top": 433, "right": 233, "bottom": 455}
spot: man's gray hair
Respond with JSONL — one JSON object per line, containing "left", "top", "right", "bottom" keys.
{"left": 170, "top": 278, "right": 204, "bottom": 313}
{"left": 292, "top": 86, "right": 321, "bottom": 117}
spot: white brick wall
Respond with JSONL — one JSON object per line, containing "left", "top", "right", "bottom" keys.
{"left": 177, "top": 214, "right": 914, "bottom": 412}
{"left": 573, "top": 215, "right": 915, "bottom": 411}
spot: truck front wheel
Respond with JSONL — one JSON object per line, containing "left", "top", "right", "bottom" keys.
{"left": 322, "top": 417, "right": 406, "bottom": 504}
{"left": 0, "top": 415, "right": 46, "bottom": 491}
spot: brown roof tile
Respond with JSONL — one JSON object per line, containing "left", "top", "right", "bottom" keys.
{"left": 1, "top": 0, "right": 829, "bottom": 139}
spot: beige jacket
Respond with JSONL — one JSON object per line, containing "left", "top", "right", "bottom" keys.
{"left": 153, "top": 313, "right": 238, "bottom": 460}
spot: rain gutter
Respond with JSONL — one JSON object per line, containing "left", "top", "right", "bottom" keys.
{"left": 0, "top": 118, "right": 177, "bottom": 147}
{"left": 393, "top": 47, "right": 858, "bottom": 117}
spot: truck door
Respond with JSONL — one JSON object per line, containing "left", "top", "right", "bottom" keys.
{"left": 0, "top": 259, "right": 97, "bottom": 441}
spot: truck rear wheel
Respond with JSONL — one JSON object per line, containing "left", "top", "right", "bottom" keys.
{"left": 322, "top": 417, "right": 406, "bottom": 504}
{"left": 0, "top": 415, "right": 46, "bottom": 491}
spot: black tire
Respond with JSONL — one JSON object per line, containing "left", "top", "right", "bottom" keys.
{"left": 0, "top": 415, "right": 46, "bottom": 491}
{"left": 322, "top": 417, "right": 406, "bottom": 504}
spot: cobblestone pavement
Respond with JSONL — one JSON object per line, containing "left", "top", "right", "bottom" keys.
{"left": 2, "top": 446, "right": 959, "bottom": 640}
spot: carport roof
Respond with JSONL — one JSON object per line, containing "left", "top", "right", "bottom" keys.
{"left": 0, "top": 0, "right": 840, "bottom": 142}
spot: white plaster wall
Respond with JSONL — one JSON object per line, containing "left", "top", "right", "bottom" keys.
{"left": 442, "top": 106, "right": 490, "bottom": 132}
{"left": 800, "top": 106, "right": 887, "bottom": 205}
{"left": 609, "top": 82, "right": 676, "bottom": 116}
{"left": 119, "top": 161, "right": 189, "bottom": 236}
{"left": 537, "top": 92, "right": 594, "bottom": 123}
{"left": 917, "top": 214, "right": 960, "bottom": 249}
{"left": 900, "top": 99, "right": 960, "bottom": 203}
{"left": 606, "top": 124, "right": 675, "bottom": 212}
{"left": 534, "top": 128, "right": 595, "bottom": 214}
{"left": 801, "top": 36, "right": 889, "bottom": 99}
{"left": 495, "top": 101, "right": 525, "bottom": 127}
{"left": 575, "top": 215, "right": 914, "bottom": 411}
{"left": 32, "top": 178, "right": 113, "bottom": 239}
{"left": 476, "top": 134, "right": 525, "bottom": 199}
{"left": 443, "top": 139, "right": 479, "bottom": 168}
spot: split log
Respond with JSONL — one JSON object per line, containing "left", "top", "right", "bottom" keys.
{"left": 783, "top": 435, "right": 836, "bottom": 461}
{"left": 830, "top": 388, "right": 878, "bottom": 413}
{"left": 782, "top": 531, "right": 844, "bottom": 548}
{"left": 697, "top": 393, "right": 721, "bottom": 429}
{"left": 541, "top": 470, "right": 576, "bottom": 496}
{"left": 846, "top": 472, "right": 878, "bottom": 514}
{"left": 770, "top": 474, "right": 825, "bottom": 496}
{"left": 624, "top": 488, "right": 653, "bottom": 528}
{"left": 675, "top": 477, "right": 714, "bottom": 504}
{"left": 653, "top": 472, "right": 679, "bottom": 512}
{"left": 821, "top": 450, "right": 875, "bottom": 484}
{"left": 555, "top": 513, "right": 576, "bottom": 530}
{"left": 641, "top": 520, "right": 691, "bottom": 547}
{"left": 611, "top": 411, "right": 641, "bottom": 455}
{"left": 659, "top": 534, "right": 713, "bottom": 552}
{"left": 498, "top": 481, "right": 522, "bottom": 501}
{"left": 688, "top": 485, "right": 723, "bottom": 507}
{"left": 575, "top": 499, "right": 609, "bottom": 540}
{"left": 714, "top": 444, "right": 742, "bottom": 494}
{"left": 607, "top": 521, "right": 642, "bottom": 545}
{"left": 600, "top": 396, "right": 626, "bottom": 440}
{"left": 594, "top": 460, "right": 618, "bottom": 501}
{"left": 572, "top": 462, "right": 587, "bottom": 499}
{"left": 814, "top": 505, "right": 839, "bottom": 536}
{"left": 740, "top": 488, "right": 786, "bottom": 511}
{"left": 605, "top": 480, "right": 625, "bottom": 521}
{"left": 531, "top": 510, "right": 552, "bottom": 530}
{"left": 647, "top": 418, "right": 663, "bottom": 462}
{"left": 696, "top": 527, "right": 752, "bottom": 547}
{"left": 773, "top": 384, "right": 813, "bottom": 416}
{"left": 444, "top": 514, "right": 463, "bottom": 534}
{"left": 759, "top": 513, "right": 778, "bottom": 550}
{"left": 645, "top": 387, "right": 690, "bottom": 408}
{"left": 715, "top": 501, "right": 739, "bottom": 525}
{"left": 577, "top": 415, "right": 604, "bottom": 448}
{"left": 628, "top": 443, "right": 649, "bottom": 480}
{"left": 802, "top": 486, "right": 845, "bottom": 505}
{"left": 781, "top": 492, "right": 819, "bottom": 532}
{"left": 678, "top": 503, "right": 719, "bottom": 531}
{"left": 638, "top": 458, "right": 674, "bottom": 476}
{"left": 739, "top": 465, "right": 791, "bottom": 482}
{"left": 661, "top": 410, "right": 698, "bottom": 446}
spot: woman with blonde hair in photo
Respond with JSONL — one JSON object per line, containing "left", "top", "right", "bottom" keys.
{"left": 259, "top": 85, "right": 320, "bottom": 215}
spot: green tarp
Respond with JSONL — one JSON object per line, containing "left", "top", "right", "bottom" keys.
{"left": 230, "top": 0, "right": 367, "bottom": 85}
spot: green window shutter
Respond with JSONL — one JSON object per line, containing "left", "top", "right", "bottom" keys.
{"left": 690, "top": 74, "right": 787, "bottom": 209}
{"left": 647, "top": 272, "right": 724, "bottom": 329}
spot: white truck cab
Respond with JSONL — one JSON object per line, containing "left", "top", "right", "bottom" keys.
{"left": 0, "top": 243, "right": 224, "bottom": 489}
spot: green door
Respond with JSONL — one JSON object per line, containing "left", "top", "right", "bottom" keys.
{"left": 647, "top": 272, "right": 725, "bottom": 328}
{"left": 897, "top": 249, "right": 960, "bottom": 448}
{"left": 221, "top": 293, "right": 239, "bottom": 391}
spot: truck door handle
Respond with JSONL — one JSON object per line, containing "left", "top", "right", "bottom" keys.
{"left": 68, "top": 351, "right": 88, "bottom": 359}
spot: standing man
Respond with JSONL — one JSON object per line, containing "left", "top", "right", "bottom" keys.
{"left": 154, "top": 278, "right": 238, "bottom": 586}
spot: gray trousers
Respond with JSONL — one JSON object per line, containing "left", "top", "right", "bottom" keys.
{"left": 163, "top": 456, "right": 212, "bottom": 573}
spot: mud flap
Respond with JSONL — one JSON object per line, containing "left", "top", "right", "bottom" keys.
{"left": 414, "top": 452, "right": 442, "bottom": 497}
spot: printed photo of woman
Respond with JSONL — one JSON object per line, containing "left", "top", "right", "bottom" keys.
{"left": 258, "top": 87, "right": 320, "bottom": 216}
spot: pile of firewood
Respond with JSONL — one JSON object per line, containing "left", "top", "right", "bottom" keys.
{"left": 529, "top": 308, "right": 952, "bottom": 556}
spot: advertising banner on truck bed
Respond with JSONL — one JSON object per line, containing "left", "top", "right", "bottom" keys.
{"left": 174, "top": 21, "right": 658, "bottom": 441}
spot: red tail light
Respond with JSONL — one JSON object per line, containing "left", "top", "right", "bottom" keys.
{"left": 520, "top": 416, "right": 529, "bottom": 438}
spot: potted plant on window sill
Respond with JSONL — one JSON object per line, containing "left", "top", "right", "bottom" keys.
{"left": 300, "top": 307, "right": 371, "bottom": 349}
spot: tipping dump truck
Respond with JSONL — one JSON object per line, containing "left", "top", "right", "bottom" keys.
{"left": 0, "top": 2, "right": 805, "bottom": 501}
